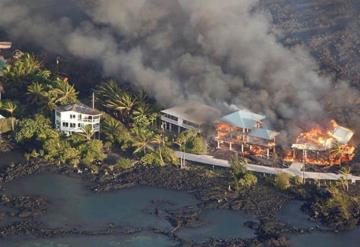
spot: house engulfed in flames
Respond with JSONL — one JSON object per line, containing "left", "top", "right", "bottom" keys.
{"left": 215, "top": 110, "right": 279, "bottom": 159}
{"left": 287, "top": 120, "right": 355, "bottom": 165}
{"left": 161, "top": 102, "right": 356, "bottom": 164}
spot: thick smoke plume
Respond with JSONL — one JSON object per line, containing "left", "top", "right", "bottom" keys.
{"left": 0, "top": 0, "right": 359, "bottom": 144}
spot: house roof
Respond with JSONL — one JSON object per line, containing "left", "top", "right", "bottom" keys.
{"left": 0, "top": 42, "right": 12, "bottom": 49}
{"left": 161, "top": 101, "right": 221, "bottom": 125}
{"left": 55, "top": 103, "right": 101, "bottom": 115}
{"left": 329, "top": 125, "right": 354, "bottom": 144}
{"left": 249, "top": 128, "right": 279, "bottom": 140}
{"left": 220, "top": 110, "right": 266, "bottom": 129}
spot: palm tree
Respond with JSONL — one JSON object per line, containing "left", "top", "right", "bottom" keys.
{"left": 103, "top": 117, "right": 123, "bottom": 139}
{"left": 336, "top": 177, "right": 348, "bottom": 191}
{"left": 132, "top": 103, "right": 158, "bottom": 128}
{"left": 80, "top": 125, "right": 95, "bottom": 141}
{"left": 2, "top": 101, "right": 17, "bottom": 130}
{"left": 96, "top": 80, "right": 121, "bottom": 102}
{"left": 3, "top": 53, "right": 42, "bottom": 81}
{"left": 106, "top": 92, "right": 137, "bottom": 124}
{"left": 152, "top": 132, "right": 166, "bottom": 166}
{"left": 26, "top": 82, "right": 46, "bottom": 105}
{"left": 131, "top": 127, "right": 155, "bottom": 155}
{"left": 175, "top": 129, "right": 198, "bottom": 168}
{"left": 52, "top": 78, "right": 78, "bottom": 106}
{"left": 339, "top": 166, "right": 351, "bottom": 191}
{"left": 330, "top": 141, "right": 344, "bottom": 165}
{"left": 230, "top": 155, "right": 248, "bottom": 179}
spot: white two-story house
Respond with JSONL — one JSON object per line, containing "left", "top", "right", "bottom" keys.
{"left": 55, "top": 103, "right": 101, "bottom": 135}
{"left": 161, "top": 101, "right": 221, "bottom": 134}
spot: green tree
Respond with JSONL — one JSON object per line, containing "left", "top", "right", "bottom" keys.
{"left": 131, "top": 103, "right": 158, "bottom": 128}
{"left": 339, "top": 166, "right": 351, "bottom": 191}
{"left": 80, "top": 125, "right": 95, "bottom": 141}
{"left": 152, "top": 132, "right": 166, "bottom": 166}
{"left": 131, "top": 127, "right": 155, "bottom": 155}
{"left": 230, "top": 156, "right": 248, "bottom": 179}
{"left": 2, "top": 53, "right": 50, "bottom": 98}
{"left": 95, "top": 80, "right": 121, "bottom": 106}
{"left": 15, "top": 114, "right": 59, "bottom": 146}
{"left": 50, "top": 77, "right": 78, "bottom": 106}
{"left": 161, "top": 146, "right": 179, "bottom": 166}
{"left": 102, "top": 114, "right": 132, "bottom": 149}
{"left": 106, "top": 92, "right": 137, "bottom": 124}
{"left": 141, "top": 151, "right": 163, "bottom": 166}
{"left": 187, "top": 135, "right": 207, "bottom": 154}
{"left": 79, "top": 140, "right": 107, "bottom": 166}
{"left": 1, "top": 101, "right": 17, "bottom": 130}
{"left": 176, "top": 129, "right": 204, "bottom": 152}
{"left": 26, "top": 82, "right": 46, "bottom": 106}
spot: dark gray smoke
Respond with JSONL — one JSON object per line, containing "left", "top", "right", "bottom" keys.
{"left": 0, "top": 0, "right": 359, "bottom": 144}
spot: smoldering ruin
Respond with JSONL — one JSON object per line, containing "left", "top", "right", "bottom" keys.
{"left": 0, "top": 0, "right": 359, "bottom": 146}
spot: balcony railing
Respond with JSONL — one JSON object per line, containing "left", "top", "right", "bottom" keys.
{"left": 80, "top": 118, "right": 100, "bottom": 123}
{"left": 161, "top": 115, "right": 200, "bottom": 131}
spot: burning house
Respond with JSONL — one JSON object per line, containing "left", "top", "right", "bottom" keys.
{"left": 289, "top": 120, "right": 355, "bottom": 165}
{"left": 161, "top": 102, "right": 221, "bottom": 134}
{"left": 215, "top": 110, "right": 279, "bottom": 159}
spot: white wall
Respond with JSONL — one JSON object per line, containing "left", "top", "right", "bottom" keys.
{"left": 55, "top": 110, "right": 100, "bottom": 134}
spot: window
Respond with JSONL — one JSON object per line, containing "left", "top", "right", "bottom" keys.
{"left": 62, "top": 122, "right": 69, "bottom": 127}
{"left": 70, "top": 114, "right": 76, "bottom": 119}
{"left": 56, "top": 112, "right": 61, "bottom": 117}
{"left": 183, "top": 120, "right": 199, "bottom": 128}
{"left": 70, "top": 123, "right": 76, "bottom": 128}
{"left": 163, "top": 114, "right": 178, "bottom": 121}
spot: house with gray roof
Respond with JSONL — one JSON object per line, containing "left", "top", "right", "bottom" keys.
{"left": 161, "top": 101, "right": 221, "bottom": 134}
{"left": 55, "top": 103, "right": 101, "bottom": 136}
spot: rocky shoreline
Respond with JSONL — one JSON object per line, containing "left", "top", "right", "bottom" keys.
{"left": 0, "top": 155, "right": 351, "bottom": 246}
{"left": 0, "top": 145, "right": 297, "bottom": 246}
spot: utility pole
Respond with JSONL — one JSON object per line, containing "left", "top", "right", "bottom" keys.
{"left": 92, "top": 92, "right": 95, "bottom": 109}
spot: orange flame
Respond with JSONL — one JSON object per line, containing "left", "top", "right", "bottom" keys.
{"left": 288, "top": 120, "right": 355, "bottom": 165}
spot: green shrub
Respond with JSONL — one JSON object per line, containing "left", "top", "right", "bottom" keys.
{"left": 291, "top": 175, "right": 304, "bottom": 186}
{"left": 275, "top": 172, "right": 291, "bottom": 190}
{"left": 187, "top": 135, "right": 207, "bottom": 154}
{"left": 237, "top": 173, "right": 258, "bottom": 189}
{"left": 230, "top": 157, "right": 247, "bottom": 179}
{"left": 113, "top": 158, "right": 133, "bottom": 170}
{"left": 80, "top": 140, "right": 107, "bottom": 166}
{"left": 176, "top": 129, "right": 207, "bottom": 155}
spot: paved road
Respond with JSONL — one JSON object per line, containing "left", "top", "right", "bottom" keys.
{"left": 176, "top": 151, "right": 360, "bottom": 182}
